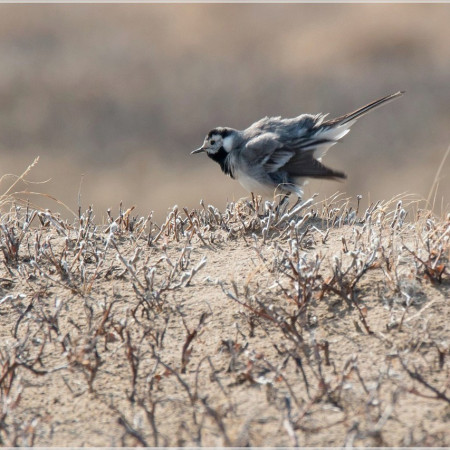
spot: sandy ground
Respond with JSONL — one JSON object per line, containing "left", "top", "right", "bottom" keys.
{"left": 0, "top": 196, "right": 449, "bottom": 446}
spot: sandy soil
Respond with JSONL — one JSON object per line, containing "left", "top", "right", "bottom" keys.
{"left": 0, "top": 196, "right": 449, "bottom": 446}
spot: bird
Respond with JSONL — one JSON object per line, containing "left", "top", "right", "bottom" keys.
{"left": 192, "top": 91, "right": 404, "bottom": 200}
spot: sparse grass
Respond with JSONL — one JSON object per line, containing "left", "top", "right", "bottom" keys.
{"left": 0, "top": 172, "right": 448, "bottom": 446}
{"left": 426, "top": 144, "right": 450, "bottom": 214}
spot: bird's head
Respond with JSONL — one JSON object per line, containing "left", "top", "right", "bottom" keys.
{"left": 191, "top": 127, "right": 236, "bottom": 156}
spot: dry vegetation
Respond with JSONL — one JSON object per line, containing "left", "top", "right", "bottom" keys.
{"left": 0, "top": 6, "right": 449, "bottom": 446}
{"left": 0, "top": 173, "right": 449, "bottom": 447}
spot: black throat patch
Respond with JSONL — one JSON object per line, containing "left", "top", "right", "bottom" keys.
{"left": 207, "top": 147, "right": 234, "bottom": 178}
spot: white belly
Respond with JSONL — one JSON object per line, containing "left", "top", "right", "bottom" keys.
{"left": 235, "top": 170, "right": 305, "bottom": 198}
{"left": 235, "top": 171, "right": 278, "bottom": 197}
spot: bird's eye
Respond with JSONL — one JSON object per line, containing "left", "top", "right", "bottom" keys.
{"left": 210, "top": 140, "right": 216, "bottom": 145}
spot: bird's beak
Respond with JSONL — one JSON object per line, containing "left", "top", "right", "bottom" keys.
{"left": 191, "top": 146, "right": 206, "bottom": 154}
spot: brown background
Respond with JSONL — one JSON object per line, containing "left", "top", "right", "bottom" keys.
{"left": 0, "top": 4, "right": 449, "bottom": 221}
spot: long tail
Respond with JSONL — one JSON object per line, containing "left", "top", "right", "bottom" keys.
{"left": 323, "top": 91, "right": 404, "bottom": 127}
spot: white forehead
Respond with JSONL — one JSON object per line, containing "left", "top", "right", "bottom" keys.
{"left": 207, "top": 133, "right": 222, "bottom": 141}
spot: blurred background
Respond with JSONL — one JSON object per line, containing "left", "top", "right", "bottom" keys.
{"left": 0, "top": 4, "right": 449, "bottom": 222}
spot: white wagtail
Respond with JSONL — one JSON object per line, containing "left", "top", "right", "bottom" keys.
{"left": 192, "top": 91, "right": 404, "bottom": 199}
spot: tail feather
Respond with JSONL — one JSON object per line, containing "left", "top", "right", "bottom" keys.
{"left": 322, "top": 91, "right": 404, "bottom": 127}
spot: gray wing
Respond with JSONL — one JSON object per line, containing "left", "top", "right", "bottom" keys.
{"left": 241, "top": 92, "right": 404, "bottom": 181}
{"left": 244, "top": 131, "right": 346, "bottom": 180}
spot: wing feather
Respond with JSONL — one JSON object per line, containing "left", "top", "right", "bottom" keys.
{"left": 244, "top": 131, "right": 346, "bottom": 180}
{"left": 263, "top": 150, "right": 295, "bottom": 173}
